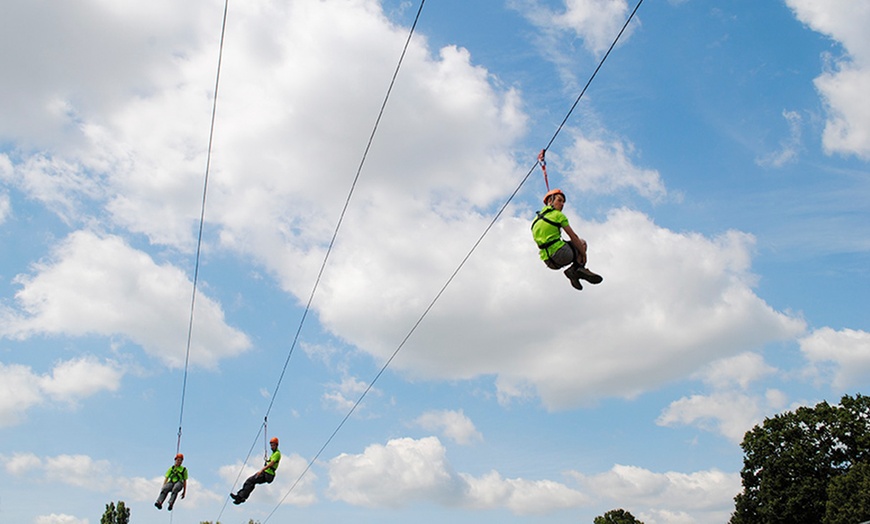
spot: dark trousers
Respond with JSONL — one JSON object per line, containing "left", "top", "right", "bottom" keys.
{"left": 237, "top": 471, "right": 274, "bottom": 501}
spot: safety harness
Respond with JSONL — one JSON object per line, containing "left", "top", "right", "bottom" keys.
{"left": 167, "top": 465, "right": 187, "bottom": 483}
{"left": 531, "top": 207, "right": 563, "bottom": 251}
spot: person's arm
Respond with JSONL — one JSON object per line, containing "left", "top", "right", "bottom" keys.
{"left": 259, "top": 459, "right": 277, "bottom": 474}
{"left": 563, "top": 224, "right": 587, "bottom": 266}
{"left": 181, "top": 478, "right": 187, "bottom": 498}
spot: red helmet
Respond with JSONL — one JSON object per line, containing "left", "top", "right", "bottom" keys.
{"left": 175, "top": 453, "right": 184, "bottom": 460}
{"left": 270, "top": 437, "right": 279, "bottom": 445}
{"left": 543, "top": 188, "right": 566, "bottom": 204}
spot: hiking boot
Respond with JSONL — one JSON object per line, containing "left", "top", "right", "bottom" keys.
{"left": 155, "top": 502, "right": 162, "bottom": 510}
{"left": 563, "top": 268, "right": 583, "bottom": 290}
{"left": 575, "top": 266, "right": 603, "bottom": 284}
{"left": 167, "top": 503, "right": 173, "bottom": 511}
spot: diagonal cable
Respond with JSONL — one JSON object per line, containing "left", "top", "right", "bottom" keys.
{"left": 260, "top": 0, "right": 644, "bottom": 520}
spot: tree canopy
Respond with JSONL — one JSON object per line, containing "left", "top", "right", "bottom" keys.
{"left": 594, "top": 508, "right": 645, "bottom": 524}
{"left": 730, "top": 393, "right": 870, "bottom": 524}
{"left": 100, "top": 501, "right": 130, "bottom": 524}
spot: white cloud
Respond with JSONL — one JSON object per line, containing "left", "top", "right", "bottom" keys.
{"left": 0, "top": 363, "right": 44, "bottom": 427}
{"left": 6, "top": 154, "right": 106, "bottom": 224}
{"left": 0, "top": 190, "right": 10, "bottom": 225}
{"left": 34, "top": 514, "right": 89, "bottom": 524}
{"left": 3, "top": 452, "right": 223, "bottom": 508}
{"left": 0, "top": 0, "right": 219, "bottom": 151}
{"left": 326, "top": 436, "right": 737, "bottom": 519}
{"left": 45, "top": 454, "right": 113, "bottom": 488}
{"left": 786, "top": 0, "right": 870, "bottom": 159}
{"left": 327, "top": 436, "right": 587, "bottom": 514}
{"left": 800, "top": 327, "right": 870, "bottom": 390}
{"left": 573, "top": 464, "right": 740, "bottom": 523}
{"left": 462, "top": 470, "right": 589, "bottom": 515}
{"left": 0, "top": 0, "right": 806, "bottom": 414}
{"left": 315, "top": 206, "right": 805, "bottom": 410}
{"left": 756, "top": 110, "right": 803, "bottom": 168}
{"left": 657, "top": 352, "right": 787, "bottom": 443}
{"left": 322, "top": 375, "right": 380, "bottom": 413}
{"left": 3, "top": 452, "right": 42, "bottom": 476}
{"left": 0, "top": 358, "right": 122, "bottom": 427}
{"left": 328, "top": 436, "right": 462, "bottom": 508}
{"left": 562, "top": 132, "right": 666, "bottom": 200}
{"left": 517, "top": 0, "right": 638, "bottom": 88}
{"left": 38, "top": 357, "right": 123, "bottom": 402}
{"left": 656, "top": 390, "right": 786, "bottom": 443}
{"left": 696, "top": 352, "right": 776, "bottom": 391}
{"left": 1, "top": 230, "right": 250, "bottom": 368}
{"left": 414, "top": 409, "right": 483, "bottom": 445}
{"left": 549, "top": 0, "right": 636, "bottom": 56}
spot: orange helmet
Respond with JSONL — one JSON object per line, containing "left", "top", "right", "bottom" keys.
{"left": 270, "top": 437, "right": 279, "bottom": 445}
{"left": 175, "top": 453, "right": 184, "bottom": 460}
{"left": 543, "top": 188, "right": 566, "bottom": 204}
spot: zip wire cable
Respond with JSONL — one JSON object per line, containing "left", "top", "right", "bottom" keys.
{"left": 262, "top": 0, "right": 427, "bottom": 423}
{"left": 216, "top": 1, "right": 428, "bottom": 521}
{"left": 261, "top": 1, "right": 644, "bottom": 520}
{"left": 542, "top": 0, "right": 644, "bottom": 153}
{"left": 175, "top": 0, "right": 231, "bottom": 455}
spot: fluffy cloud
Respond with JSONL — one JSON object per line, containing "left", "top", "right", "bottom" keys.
{"left": 786, "top": 0, "right": 870, "bottom": 159}
{"left": 0, "top": 358, "right": 122, "bottom": 427}
{"left": 3, "top": 452, "right": 222, "bottom": 507}
{"left": 800, "top": 327, "right": 870, "bottom": 390}
{"left": 573, "top": 464, "right": 740, "bottom": 523}
{"left": 462, "top": 470, "right": 589, "bottom": 515}
{"left": 322, "top": 375, "right": 381, "bottom": 412}
{"left": 314, "top": 206, "right": 805, "bottom": 409}
{"left": 0, "top": 0, "right": 803, "bottom": 412}
{"left": 1, "top": 230, "right": 250, "bottom": 368}
{"left": 414, "top": 409, "right": 483, "bottom": 445}
{"left": 326, "top": 436, "right": 737, "bottom": 520}
{"left": 39, "top": 356, "right": 123, "bottom": 402}
{"left": 0, "top": 190, "right": 10, "bottom": 225}
{"left": 546, "top": 0, "right": 636, "bottom": 56}
{"left": 657, "top": 389, "right": 788, "bottom": 443}
{"left": 695, "top": 352, "right": 777, "bottom": 391}
{"left": 328, "top": 437, "right": 463, "bottom": 508}
{"left": 562, "top": 132, "right": 666, "bottom": 200}
{"left": 34, "top": 515, "right": 88, "bottom": 524}
{"left": 327, "top": 436, "right": 586, "bottom": 514}
{"left": 657, "top": 353, "right": 788, "bottom": 442}
{"left": 0, "top": 363, "right": 43, "bottom": 427}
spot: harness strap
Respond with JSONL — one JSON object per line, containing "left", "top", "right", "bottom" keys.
{"left": 531, "top": 208, "right": 562, "bottom": 230}
{"left": 531, "top": 207, "right": 564, "bottom": 252}
{"left": 538, "top": 149, "right": 549, "bottom": 191}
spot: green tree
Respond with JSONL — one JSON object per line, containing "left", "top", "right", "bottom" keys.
{"left": 100, "top": 501, "right": 130, "bottom": 524}
{"left": 730, "top": 394, "right": 870, "bottom": 524}
{"left": 594, "top": 508, "right": 645, "bottom": 524}
{"left": 825, "top": 460, "right": 870, "bottom": 524}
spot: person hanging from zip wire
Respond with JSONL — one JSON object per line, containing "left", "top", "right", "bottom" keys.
{"left": 231, "top": 437, "right": 281, "bottom": 504}
{"left": 154, "top": 453, "right": 187, "bottom": 511}
{"left": 531, "top": 188, "right": 603, "bottom": 290}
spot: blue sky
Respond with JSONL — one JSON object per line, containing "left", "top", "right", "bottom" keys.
{"left": 1, "top": 0, "right": 869, "bottom": 523}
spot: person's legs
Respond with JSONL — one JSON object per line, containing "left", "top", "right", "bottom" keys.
{"left": 234, "top": 472, "right": 267, "bottom": 503}
{"left": 155, "top": 482, "right": 172, "bottom": 509}
{"left": 565, "top": 240, "right": 602, "bottom": 284}
{"left": 550, "top": 243, "right": 584, "bottom": 290}
{"left": 167, "top": 482, "right": 182, "bottom": 509}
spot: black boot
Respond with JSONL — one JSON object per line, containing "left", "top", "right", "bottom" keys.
{"left": 574, "top": 265, "right": 603, "bottom": 284}
{"left": 563, "top": 267, "right": 583, "bottom": 290}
